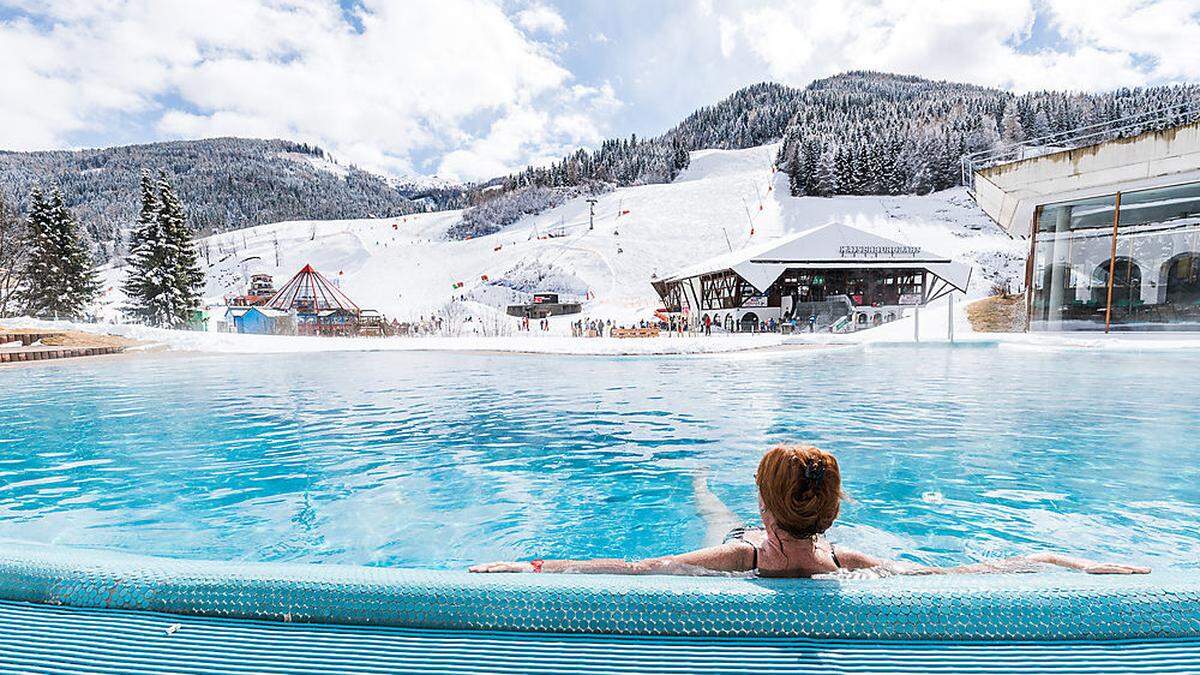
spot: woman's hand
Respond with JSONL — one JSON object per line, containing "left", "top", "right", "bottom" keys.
{"left": 1028, "top": 552, "right": 1150, "bottom": 574}
{"left": 1082, "top": 562, "right": 1151, "bottom": 575}
{"left": 469, "top": 561, "right": 535, "bottom": 573}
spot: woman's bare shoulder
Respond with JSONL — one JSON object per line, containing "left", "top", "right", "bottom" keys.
{"left": 831, "top": 546, "right": 886, "bottom": 570}
{"left": 662, "top": 542, "right": 756, "bottom": 573}
{"left": 732, "top": 528, "right": 767, "bottom": 547}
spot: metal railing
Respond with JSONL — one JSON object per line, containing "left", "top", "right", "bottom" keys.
{"left": 961, "top": 103, "right": 1200, "bottom": 195}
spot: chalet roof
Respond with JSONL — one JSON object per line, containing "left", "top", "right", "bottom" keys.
{"left": 661, "top": 222, "right": 972, "bottom": 293}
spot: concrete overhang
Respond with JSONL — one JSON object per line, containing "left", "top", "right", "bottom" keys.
{"left": 973, "top": 121, "right": 1200, "bottom": 237}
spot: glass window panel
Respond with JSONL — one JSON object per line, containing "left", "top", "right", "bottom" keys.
{"left": 1029, "top": 195, "right": 1118, "bottom": 331}
{"left": 1109, "top": 181, "right": 1200, "bottom": 329}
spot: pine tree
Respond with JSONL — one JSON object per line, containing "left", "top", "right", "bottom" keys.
{"left": 0, "top": 193, "right": 29, "bottom": 317}
{"left": 1000, "top": 101, "right": 1025, "bottom": 145}
{"left": 833, "top": 147, "right": 854, "bottom": 194}
{"left": 20, "top": 186, "right": 100, "bottom": 319}
{"left": 1030, "top": 109, "right": 1052, "bottom": 140}
{"left": 849, "top": 148, "right": 871, "bottom": 195}
{"left": 122, "top": 170, "right": 204, "bottom": 328}
{"left": 785, "top": 142, "right": 810, "bottom": 196}
{"left": 157, "top": 172, "right": 204, "bottom": 324}
{"left": 671, "top": 136, "right": 690, "bottom": 172}
{"left": 800, "top": 140, "right": 823, "bottom": 196}
{"left": 967, "top": 114, "right": 1001, "bottom": 154}
{"left": 122, "top": 171, "right": 168, "bottom": 325}
{"left": 812, "top": 148, "right": 840, "bottom": 197}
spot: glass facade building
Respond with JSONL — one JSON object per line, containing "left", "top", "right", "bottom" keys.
{"left": 1028, "top": 180, "right": 1200, "bottom": 331}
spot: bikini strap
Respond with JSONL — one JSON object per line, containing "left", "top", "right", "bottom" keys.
{"left": 830, "top": 543, "right": 841, "bottom": 569}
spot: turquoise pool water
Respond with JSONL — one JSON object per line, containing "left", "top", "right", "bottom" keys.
{"left": 1, "top": 345, "right": 1197, "bottom": 571}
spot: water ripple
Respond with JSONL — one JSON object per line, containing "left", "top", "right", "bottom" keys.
{"left": 0, "top": 348, "right": 1197, "bottom": 570}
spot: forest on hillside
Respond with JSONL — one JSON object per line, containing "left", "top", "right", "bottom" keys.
{"left": 450, "top": 72, "right": 1200, "bottom": 239}
{"left": 0, "top": 138, "right": 464, "bottom": 261}
{"left": 776, "top": 72, "right": 1200, "bottom": 197}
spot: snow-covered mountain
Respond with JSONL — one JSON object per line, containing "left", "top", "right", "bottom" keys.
{"left": 96, "top": 144, "right": 1024, "bottom": 329}
{"left": 0, "top": 138, "right": 468, "bottom": 261}
{"left": 9, "top": 71, "right": 1198, "bottom": 268}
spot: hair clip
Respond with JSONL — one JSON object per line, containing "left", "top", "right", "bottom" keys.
{"left": 804, "top": 459, "right": 825, "bottom": 483}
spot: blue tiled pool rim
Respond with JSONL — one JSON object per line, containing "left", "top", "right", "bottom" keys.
{"left": 2, "top": 543, "right": 1198, "bottom": 641}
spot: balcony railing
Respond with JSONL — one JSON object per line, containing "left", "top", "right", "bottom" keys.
{"left": 961, "top": 103, "right": 1200, "bottom": 195}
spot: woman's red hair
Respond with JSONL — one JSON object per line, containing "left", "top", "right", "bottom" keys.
{"left": 756, "top": 444, "right": 842, "bottom": 538}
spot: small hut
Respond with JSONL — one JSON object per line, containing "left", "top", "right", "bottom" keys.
{"left": 505, "top": 292, "right": 583, "bottom": 319}
{"left": 265, "top": 264, "right": 361, "bottom": 336}
{"left": 226, "top": 306, "right": 295, "bottom": 335}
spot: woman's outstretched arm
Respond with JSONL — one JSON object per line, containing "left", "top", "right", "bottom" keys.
{"left": 822, "top": 548, "right": 1149, "bottom": 575}
{"left": 469, "top": 542, "right": 754, "bottom": 575}
{"left": 975, "top": 552, "right": 1148, "bottom": 575}
{"left": 905, "top": 552, "right": 1150, "bottom": 575}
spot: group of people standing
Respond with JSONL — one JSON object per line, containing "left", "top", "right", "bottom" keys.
{"left": 571, "top": 318, "right": 612, "bottom": 337}
{"left": 668, "top": 314, "right": 699, "bottom": 335}
{"left": 518, "top": 316, "right": 551, "bottom": 331}
{"left": 544, "top": 312, "right": 821, "bottom": 338}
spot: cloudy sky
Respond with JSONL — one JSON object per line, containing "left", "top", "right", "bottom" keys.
{"left": 2, "top": 0, "right": 1198, "bottom": 181}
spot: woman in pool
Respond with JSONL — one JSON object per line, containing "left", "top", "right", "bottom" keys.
{"left": 470, "top": 444, "right": 1150, "bottom": 577}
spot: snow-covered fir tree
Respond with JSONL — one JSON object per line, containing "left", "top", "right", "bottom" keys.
{"left": 122, "top": 171, "right": 205, "bottom": 328}
{"left": 157, "top": 172, "right": 204, "bottom": 314}
{"left": 121, "top": 172, "right": 167, "bottom": 325}
{"left": 1000, "top": 101, "right": 1025, "bottom": 143}
{"left": 811, "top": 148, "right": 840, "bottom": 196}
{"left": 0, "top": 193, "right": 28, "bottom": 317}
{"left": 19, "top": 186, "right": 100, "bottom": 319}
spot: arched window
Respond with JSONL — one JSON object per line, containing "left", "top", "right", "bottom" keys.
{"left": 1091, "top": 258, "right": 1142, "bottom": 307}
{"left": 1164, "top": 253, "right": 1200, "bottom": 306}
{"left": 740, "top": 312, "right": 759, "bottom": 332}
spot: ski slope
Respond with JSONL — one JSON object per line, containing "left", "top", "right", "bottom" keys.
{"left": 94, "top": 143, "right": 1024, "bottom": 332}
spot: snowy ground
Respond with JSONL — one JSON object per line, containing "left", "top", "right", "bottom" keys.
{"left": 91, "top": 143, "right": 1026, "bottom": 338}
{"left": 10, "top": 306, "right": 1200, "bottom": 358}
{"left": 2, "top": 317, "right": 792, "bottom": 356}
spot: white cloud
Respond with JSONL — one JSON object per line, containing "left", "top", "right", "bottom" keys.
{"left": 1043, "top": 0, "right": 1200, "bottom": 82}
{"left": 2, "top": 0, "right": 1197, "bottom": 184}
{"left": 717, "top": 17, "right": 737, "bottom": 59}
{"left": 515, "top": 3, "right": 567, "bottom": 35}
{"left": 436, "top": 79, "right": 620, "bottom": 178}
{"left": 0, "top": 0, "right": 612, "bottom": 181}
{"left": 707, "top": 0, "right": 1200, "bottom": 93}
